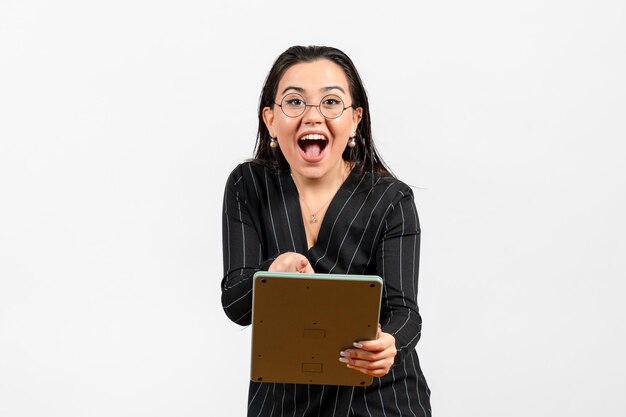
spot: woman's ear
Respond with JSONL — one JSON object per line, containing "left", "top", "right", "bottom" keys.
{"left": 262, "top": 107, "right": 275, "bottom": 138}
{"left": 352, "top": 107, "right": 363, "bottom": 133}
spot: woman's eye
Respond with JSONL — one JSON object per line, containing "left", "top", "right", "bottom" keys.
{"left": 286, "top": 98, "right": 304, "bottom": 106}
{"left": 322, "top": 98, "right": 341, "bottom": 106}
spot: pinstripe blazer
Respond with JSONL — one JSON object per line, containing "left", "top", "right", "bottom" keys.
{"left": 222, "top": 161, "right": 431, "bottom": 417}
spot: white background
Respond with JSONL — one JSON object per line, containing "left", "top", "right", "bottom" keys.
{"left": 1, "top": 1, "right": 625, "bottom": 416}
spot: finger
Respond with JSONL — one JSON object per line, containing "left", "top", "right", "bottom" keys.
{"left": 356, "top": 332, "right": 395, "bottom": 352}
{"left": 339, "top": 354, "right": 392, "bottom": 368}
{"left": 354, "top": 339, "right": 386, "bottom": 352}
{"left": 340, "top": 348, "right": 391, "bottom": 362}
{"left": 344, "top": 359, "right": 393, "bottom": 377}
{"left": 269, "top": 252, "right": 302, "bottom": 272}
{"left": 296, "top": 257, "right": 310, "bottom": 273}
{"left": 347, "top": 364, "right": 391, "bottom": 378}
{"left": 297, "top": 257, "right": 315, "bottom": 274}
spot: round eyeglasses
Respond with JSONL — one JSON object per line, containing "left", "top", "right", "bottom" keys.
{"left": 274, "top": 93, "right": 355, "bottom": 119}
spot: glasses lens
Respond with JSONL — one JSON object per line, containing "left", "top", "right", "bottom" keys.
{"left": 280, "top": 94, "right": 306, "bottom": 117}
{"left": 319, "top": 95, "right": 345, "bottom": 119}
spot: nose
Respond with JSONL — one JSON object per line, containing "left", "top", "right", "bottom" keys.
{"left": 302, "top": 104, "right": 325, "bottom": 124}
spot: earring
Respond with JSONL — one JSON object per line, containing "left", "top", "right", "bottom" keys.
{"left": 270, "top": 137, "right": 278, "bottom": 149}
{"left": 348, "top": 135, "right": 356, "bottom": 148}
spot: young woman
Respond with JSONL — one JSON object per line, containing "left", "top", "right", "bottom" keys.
{"left": 221, "top": 45, "right": 431, "bottom": 417}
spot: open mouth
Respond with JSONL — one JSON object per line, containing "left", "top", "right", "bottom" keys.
{"left": 298, "top": 134, "right": 328, "bottom": 158}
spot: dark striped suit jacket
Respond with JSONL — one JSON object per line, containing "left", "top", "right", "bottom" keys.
{"left": 222, "top": 161, "right": 431, "bottom": 417}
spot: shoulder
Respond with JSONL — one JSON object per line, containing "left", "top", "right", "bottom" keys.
{"left": 378, "top": 174, "right": 414, "bottom": 197}
{"left": 368, "top": 174, "right": 421, "bottom": 230}
{"left": 224, "top": 161, "right": 285, "bottom": 202}
{"left": 356, "top": 171, "right": 415, "bottom": 206}
{"left": 226, "top": 161, "right": 277, "bottom": 185}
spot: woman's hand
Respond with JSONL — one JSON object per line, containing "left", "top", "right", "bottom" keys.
{"left": 268, "top": 252, "right": 314, "bottom": 274}
{"left": 339, "top": 325, "right": 397, "bottom": 378}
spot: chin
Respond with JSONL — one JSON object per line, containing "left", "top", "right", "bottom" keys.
{"left": 294, "top": 165, "right": 327, "bottom": 179}
{"left": 295, "top": 159, "right": 346, "bottom": 181}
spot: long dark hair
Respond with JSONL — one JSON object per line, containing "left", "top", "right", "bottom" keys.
{"left": 253, "top": 45, "right": 392, "bottom": 177}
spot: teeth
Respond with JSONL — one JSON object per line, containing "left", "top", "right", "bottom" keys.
{"left": 300, "top": 134, "right": 327, "bottom": 141}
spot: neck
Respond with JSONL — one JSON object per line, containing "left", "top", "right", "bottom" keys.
{"left": 291, "top": 161, "right": 351, "bottom": 198}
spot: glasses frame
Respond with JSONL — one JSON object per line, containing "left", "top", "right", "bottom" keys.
{"left": 274, "top": 93, "right": 355, "bottom": 120}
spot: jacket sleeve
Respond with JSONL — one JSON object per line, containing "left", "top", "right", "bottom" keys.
{"left": 376, "top": 187, "right": 423, "bottom": 365}
{"left": 221, "top": 167, "right": 275, "bottom": 326}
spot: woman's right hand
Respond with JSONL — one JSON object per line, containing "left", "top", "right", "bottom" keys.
{"left": 268, "top": 252, "right": 314, "bottom": 273}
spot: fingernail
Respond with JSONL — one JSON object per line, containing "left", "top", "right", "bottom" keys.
{"left": 353, "top": 342, "right": 363, "bottom": 348}
{"left": 338, "top": 357, "right": 349, "bottom": 363}
{"left": 340, "top": 351, "right": 348, "bottom": 357}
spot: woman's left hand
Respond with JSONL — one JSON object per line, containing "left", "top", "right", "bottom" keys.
{"left": 339, "top": 325, "right": 397, "bottom": 378}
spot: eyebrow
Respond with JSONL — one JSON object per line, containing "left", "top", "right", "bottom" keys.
{"left": 280, "top": 85, "right": 347, "bottom": 95}
{"left": 321, "top": 85, "right": 346, "bottom": 94}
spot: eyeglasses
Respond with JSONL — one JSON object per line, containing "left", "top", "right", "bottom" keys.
{"left": 274, "top": 93, "right": 354, "bottom": 119}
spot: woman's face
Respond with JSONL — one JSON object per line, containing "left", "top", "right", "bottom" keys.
{"left": 263, "top": 59, "right": 362, "bottom": 182}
